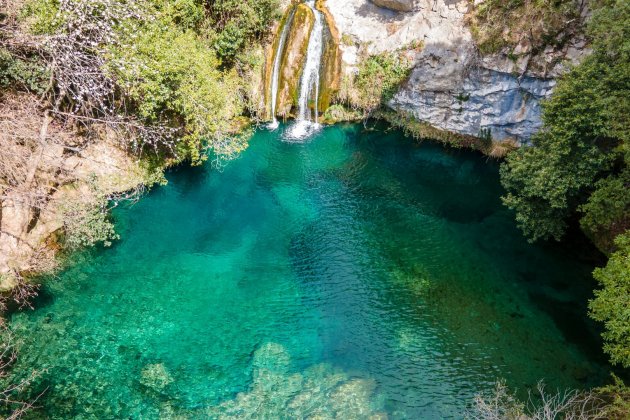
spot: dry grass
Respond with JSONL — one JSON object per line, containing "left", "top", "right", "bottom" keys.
{"left": 488, "top": 138, "right": 519, "bottom": 159}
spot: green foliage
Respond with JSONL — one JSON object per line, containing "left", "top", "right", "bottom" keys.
{"left": 589, "top": 232, "right": 630, "bottom": 368}
{"left": 108, "top": 19, "right": 246, "bottom": 162}
{"left": 17, "top": 0, "right": 275, "bottom": 163}
{"left": 321, "top": 104, "right": 361, "bottom": 124}
{"left": 500, "top": 0, "right": 629, "bottom": 243}
{"left": 207, "top": 0, "right": 280, "bottom": 64}
{"left": 19, "top": 0, "right": 62, "bottom": 34}
{"left": 597, "top": 375, "right": 630, "bottom": 419}
{"left": 0, "top": 48, "right": 49, "bottom": 94}
{"left": 60, "top": 187, "right": 119, "bottom": 250}
{"left": 341, "top": 51, "right": 412, "bottom": 114}
{"left": 61, "top": 199, "right": 118, "bottom": 250}
{"left": 356, "top": 52, "right": 411, "bottom": 109}
{"left": 580, "top": 170, "right": 630, "bottom": 253}
{"left": 152, "top": 0, "right": 205, "bottom": 30}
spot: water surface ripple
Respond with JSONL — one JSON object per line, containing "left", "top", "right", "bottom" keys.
{"left": 6, "top": 123, "right": 608, "bottom": 418}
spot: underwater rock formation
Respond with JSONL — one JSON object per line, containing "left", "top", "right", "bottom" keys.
{"left": 204, "top": 343, "right": 386, "bottom": 419}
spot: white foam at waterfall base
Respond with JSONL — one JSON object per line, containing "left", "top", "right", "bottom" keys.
{"left": 283, "top": 0, "right": 324, "bottom": 141}
{"left": 284, "top": 120, "right": 322, "bottom": 141}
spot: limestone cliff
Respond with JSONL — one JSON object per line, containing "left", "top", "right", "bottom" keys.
{"left": 326, "top": 0, "right": 588, "bottom": 144}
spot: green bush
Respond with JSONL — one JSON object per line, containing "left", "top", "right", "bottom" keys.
{"left": 467, "top": 0, "right": 582, "bottom": 55}
{"left": 580, "top": 170, "right": 630, "bottom": 253}
{"left": 19, "top": 0, "right": 62, "bottom": 34}
{"left": 589, "top": 232, "right": 630, "bottom": 368}
{"left": 207, "top": 0, "right": 280, "bottom": 64}
{"left": 597, "top": 375, "right": 630, "bottom": 419}
{"left": 0, "top": 48, "right": 49, "bottom": 94}
{"left": 500, "top": 0, "right": 629, "bottom": 243}
{"left": 109, "top": 18, "right": 249, "bottom": 162}
{"left": 341, "top": 51, "right": 412, "bottom": 115}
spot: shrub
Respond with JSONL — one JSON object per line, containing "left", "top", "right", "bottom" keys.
{"left": 580, "top": 170, "right": 630, "bottom": 254}
{"left": 337, "top": 50, "right": 412, "bottom": 116}
{"left": 206, "top": 0, "right": 280, "bottom": 64}
{"left": 597, "top": 375, "right": 630, "bottom": 419}
{"left": 60, "top": 195, "right": 119, "bottom": 250}
{"left": 468, "top": 380, "right": 608, "bottom": 419}
{"left": 499, "top": 0, "right": 629, "bottom": 243}
{"left": 589, "top": 232, "right": 630, "bottom": 368}
{"left": 0, "top": 48, "right": 49, "bottom": 94}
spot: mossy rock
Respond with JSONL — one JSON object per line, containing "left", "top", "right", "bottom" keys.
{"left": 265, "top": 1, "right": 342, "bottom": 120}
{"left": 276, "top": 3, "right": 314, "bottom": 118}
{"left": 316, "top": 0, "right": 342, "bottom": 113}
{"left": 264, "top": 6, "right": 297, "bottom": 120}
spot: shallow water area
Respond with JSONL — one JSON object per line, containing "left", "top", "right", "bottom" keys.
{"left": 5, "top": 123, "right": 609, "bottom": 418}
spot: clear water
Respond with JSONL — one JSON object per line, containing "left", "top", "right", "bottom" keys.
{"left": 6, "top": 124, "right": 608, "bottom": 418}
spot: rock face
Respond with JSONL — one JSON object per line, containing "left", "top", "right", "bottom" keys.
{"left": 392, "top": 43, "right": 557, "bottom": 141}
{"left": 325, "top": 0, "right": 587, "bottom": 143}
{"left": 267, "top": 2, "right": 341, "bottom": 119}
{"left": 276, "top": 4, "right": 315, "bottom": 118}
{"left": 0, "top": 94, "right": 150, "bottom": 290}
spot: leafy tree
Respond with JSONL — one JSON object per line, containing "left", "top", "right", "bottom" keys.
{"left": 108, "top": 18, "right": 246, "bottom": 161}
{"left": 500, "top": 0, "right": 629, "bottom": 245}
{"left": 580, "top": 169, "right": 630, "bottom": 253}
{"left": 589, "top": 232, "right": 630, "bottom": 368}
{"left": 206, "top": 0, "right": 280, "bottom": 64}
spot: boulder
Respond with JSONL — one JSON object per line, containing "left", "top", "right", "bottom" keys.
{"left": 370, "top": 0, "right": 416, "bottom": 12}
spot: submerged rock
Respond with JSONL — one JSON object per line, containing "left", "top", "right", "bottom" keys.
{"left": 202, "top": 343, "right": 386, "bottom": 419}
{"left": 140, "top": 363, "right": 174, "bottom": 392}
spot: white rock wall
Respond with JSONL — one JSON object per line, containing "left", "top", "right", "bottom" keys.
{"left": 326, "top": 0, "right": 585, "bottom": 143}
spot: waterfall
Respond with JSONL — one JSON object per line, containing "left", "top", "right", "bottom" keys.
{"left": 285, "top": 1, "right": 324, "bottom": 140}
{"left": 268, "top": 9, "right": 295, "bottom": 130}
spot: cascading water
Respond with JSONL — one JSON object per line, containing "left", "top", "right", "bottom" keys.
{"left": 285, "top": 1, "right": 324, "bottom": 140}
{"left": 267, "top": 10, "right": 295, "bottom": 130}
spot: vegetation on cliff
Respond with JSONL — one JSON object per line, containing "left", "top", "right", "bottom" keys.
{"left": 500, "top": 0, "right": 629, "bottom": 379}
{"left": 338, "top": 50, "right": 413, "bottom": 116}
{"left": 0, "top": 0, "right": 280, "bottom": 279}
{"left": 467, "top": 0, "right": 587, "bottom": 56}
{"left": 590, "top": 232, "right": 630, "bottom": 368}
{"left": 500, "top": 0, "right": 629, "bottom": 249}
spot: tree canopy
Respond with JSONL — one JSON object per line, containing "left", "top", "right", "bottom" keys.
{"left": 500, "top": 0, "right": 629, "bottom": 251}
